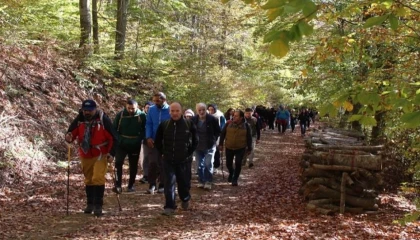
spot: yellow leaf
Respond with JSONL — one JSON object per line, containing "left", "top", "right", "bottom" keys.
{"left": 348, "top": 38, "right": 355, "bottom": 43}
{"left": 269, "top": 40, "right": 289, "bottom": 58}
{"left": 302, "top": 69, "right": 308, "bottom": 77}
{"left": 343, "top": 101, "right": 353, "bottom": 111}
{"left": 336, "top": 57, "right": 341, "bottom": 63}
{"left": 333, "top": 100, "right": 341, "bottom": 107}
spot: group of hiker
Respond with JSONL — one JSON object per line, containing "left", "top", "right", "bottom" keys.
{"left": 64, "top": 92, "right": 315, "bottom": 217}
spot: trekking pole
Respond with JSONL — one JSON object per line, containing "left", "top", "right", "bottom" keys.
{"left": 109, "top": 162, "right": 122, "bottom": 211}
{"left": 66, "top": 144, "right": 71, "bottom": 216}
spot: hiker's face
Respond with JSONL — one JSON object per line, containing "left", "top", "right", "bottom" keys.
{"left": 244, "top": 111, "right": 252, "bottom": 119}
{"left": 83, "top": 109, "right": 96, "bottom": 120}
{"left": 196, "top": 106, "right": 206, "bottom": 118}
{"left": 208, "top": 107, "right": 215, "bottom": 114}
{"left": 170, "top": 103, "right": 182, "bottom": 121}
{"left": 152, "top": 96, "right": 164, "bottom": 108}
{"left": 126, "top": 104, "right": 138, "bottom": 115}
{"left": 144, "top": 104, "right": 150, "bottom": 113}
{"left": 233, "top": 112, "right": 242, "bottom": 124}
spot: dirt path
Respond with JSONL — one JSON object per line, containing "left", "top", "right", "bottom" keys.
{"left": 1, "top": 123, "right": 419, "bottom": 239}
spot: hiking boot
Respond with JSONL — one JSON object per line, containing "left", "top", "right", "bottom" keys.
{"left": 204, "top": 182, "right": 212, "bottom": 190}
{"left": 161, "top": 208, "right": 175, "bottom": 216}
{"left": 112, "top": 186, "right": 122, "bottom": 194}
{"left": 181, "top": 201, "right": 189, "bottom": 210}
{"left": 146, "top": 185, "right": 156, "bottom": 194}
{"left": 139, "top": 176, "right": 148, "bottom": 184}
{"left": 232, "top": 181, "right": 238, "bottom": 186}
{"left": 93, "top": 206, "right": 103, "bottom": 217}
{"left": 127, "top": 186, "right": 135, "bottom": 192}
{"left": 248, "top": 163, "right": 254, "bottom": 168}
{"left": 228, "top": 173, "right": 233, "bottom": 183}
{"left": 84, "top": 204, "right": 94, "bottom": 214}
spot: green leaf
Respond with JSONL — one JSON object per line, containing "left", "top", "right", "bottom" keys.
{"left": 221, "top": 0, "right": 231, "bottom": 3}
{"left": 263, "top": 29, "right": 285, "bottom": 43}
{"left": 284, "top": 5, "right": 300, "bottom": 14}
{"left": 348, "top": 115, "right": 363, "bottom": 122}
{"left": 319, "top": 103, "right": 337, "bottom": 117}
{"left": 401, "top": 111, "right": 420, "bottom": 128}
{"left": 267, "top": 7, "right": 284, "bottom": 22}
{"left": 298, "top": 21, "right": 314, "bottom": 36}
{"left": 359, "top": 116, "right": 377, "bottom": 126}
{"left": 414, "top": 94, "right": 420, "bottom": 105}
{"left": 269, "top": 39, "right": 289, "bottom": 58}
{"left": 357, "top": 91, "right": 381, "bottom": 105}
{"left": 302, "top": 1, "right": 317, "bottom": 19}
{"left": 389, "top": 14, "right": 399, "bottom": 30}
{"left": 363, "top": 15, "right": 388, "bottom": 28}
{"left": 288, "top": 25, "right": 302, "bottom": 42}
{"left": 261, "top": 0, "right": 286, "bottom": 9}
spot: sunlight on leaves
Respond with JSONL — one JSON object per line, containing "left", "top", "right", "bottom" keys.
{"left": 269, "top": 39, "right": 289, "bottom": 58}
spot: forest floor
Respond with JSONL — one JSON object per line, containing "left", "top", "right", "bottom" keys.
{"left": 0, "top": 122, "right": 419, "bottom": 239}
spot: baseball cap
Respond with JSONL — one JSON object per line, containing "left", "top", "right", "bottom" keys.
{"left": 81, "top": 99, "right": 97, "bottom": 111}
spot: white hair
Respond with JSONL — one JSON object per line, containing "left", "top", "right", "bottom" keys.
{"left": 196, "top": 102, "right": 207, "bottom": 110}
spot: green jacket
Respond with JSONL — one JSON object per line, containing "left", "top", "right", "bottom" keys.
{"left": 113, "top": 108, "right": 146, "bottom": 149}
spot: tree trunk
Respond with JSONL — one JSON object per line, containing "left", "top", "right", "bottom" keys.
{"left": 79, "top": 0, "right": 92, "bottom": 52}
{"left": 92, "top": 0, "right": 99, "bottom": 54}
{"left": 115, "top": 0, "right": 129, "bottom": 59}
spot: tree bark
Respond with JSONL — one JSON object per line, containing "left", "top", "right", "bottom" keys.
{"left": 92, "top": 0, "right": 99, "bottom": 54}
{"left": 115, "top": 0, "right": 129, "bottom": 59}
{"left": 79, "top": 0, "right": 92, "bottom": 51}
{"left": 340, "top": 173, "right": 347, "bottom": 214}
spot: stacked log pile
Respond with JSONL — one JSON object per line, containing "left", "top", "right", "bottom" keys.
{"left": 300, "top": 128, "right": 384, "bottom": 215}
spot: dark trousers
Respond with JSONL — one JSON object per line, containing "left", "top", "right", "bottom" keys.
{"left": 291, "top": 120, "right": 296, "bottom": 132}
{"left": 300, "top": 122, "right": 306, "bottom": 135}
{"left": 268, "top": 120, "right": 275, "bottom": 129}
{"left": 115, "top": 145, "right": 141, "bottom": 188}
{"left": 163, "top": 160, "right": 191, "bottom": 209}
{"left": 277, "top": 119, "right": 288, "bottom": 133}
{"left": 225, "top": 148, "right": 246, "bottom": 182}
{"left": 145, "top": 145, "right": 164, "bottom": 187}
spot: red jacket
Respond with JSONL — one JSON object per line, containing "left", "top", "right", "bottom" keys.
{"left": 68, "top": 111, "right": 117, "bottom": 159}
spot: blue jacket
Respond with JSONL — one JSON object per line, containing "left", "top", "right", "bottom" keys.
{"left": 146, "top": 103, "right": 170, "bottom": 140}
{"left": 276, "top": 109, "right": 290, "bottom": 120}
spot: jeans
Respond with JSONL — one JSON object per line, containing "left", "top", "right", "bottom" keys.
{"left": 163, "top": 160, "right": 191, "bottom": 209}
{"left": 225, "top": 148, "right": 246, "bottom": 182}
{"left": 195, "top": 146, "right": 216, "bottom": 183}
{"left": 300, "top": 122, "right": 306, "bottom": 135}
{"left": 243, "top": 137, "right": 256, "bottom": 165}
{"left": 114, "top": 145, "right": 141, "bottom": 188}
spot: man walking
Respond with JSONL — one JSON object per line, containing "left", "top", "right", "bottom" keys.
{"left": 65, "top": 99, "right": 118, "bottom": 217}
{"left": 219, "top": 110, "right": 252, "bottom": 186}
{"left": 192, "top": 103, "right": 221, "bottom": 190}
{"left": 155, "top": 102, "right": 198, "bottom": 215}
{"left": 145, "top": 92, "right": 170, "bottom": 194}
{"left": 112, "top": 99, "right": 146, "bottom": 193}
{"left": 243, "top": 108, "right": 260, "bottom": 168}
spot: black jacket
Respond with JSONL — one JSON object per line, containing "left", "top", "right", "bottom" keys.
{"left": 191, "top": 114, "right": 221, "bottom": 149}
{"left": 155, "top": 118, "right": 198, "bottom": 163}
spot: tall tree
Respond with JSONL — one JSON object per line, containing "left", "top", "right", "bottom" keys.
{"left": 115, "top": 0, "right": 129, "bottom": 59}
{"left": 92, "top": 0, "right": 99, "bottom": 53}
{"left": 79, "top": 0, "right": 92, "bottom": 51}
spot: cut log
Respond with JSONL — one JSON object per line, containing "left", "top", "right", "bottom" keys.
{"left": 303, "top": 152, "right": 382, "bottom": 171}
{"left": 307, "top": 184, "right": 378, "bottom": 209}
{"left": 307, "top": 203, "right": 334, "bottom": 215}
{"left": 322, "top": 128, "right": 365, "bottom": 138}
{"left": 304, "top": 178, "right": 370, "bottom": 197}
{"left": 320, "top": 138, "right": 365, "bottom": 146}
{"left": 302, "top": 168, "right": 340, "bottom": 179}
{"left": 311, "top": 144, "right": 384, "bottom": 154}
